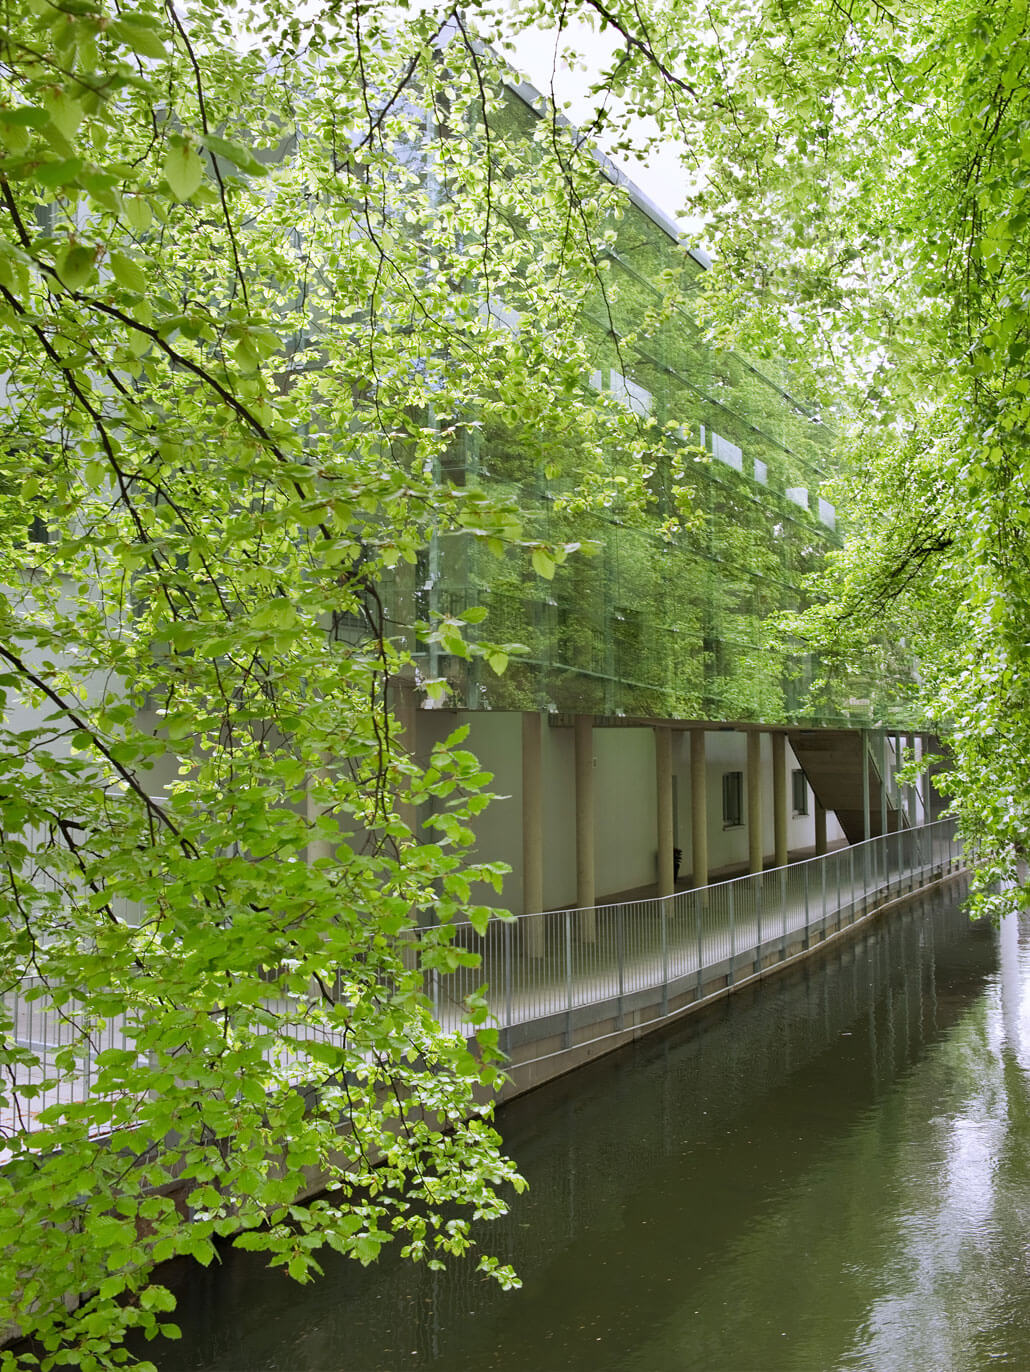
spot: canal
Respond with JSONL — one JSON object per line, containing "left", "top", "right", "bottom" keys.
{"left": 153, "top": 878, "right": 1030, "bottom": 1371}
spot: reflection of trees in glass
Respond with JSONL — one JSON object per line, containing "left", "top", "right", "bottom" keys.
{"left": 414, "top": 92, "right": 851, "bottom": 725}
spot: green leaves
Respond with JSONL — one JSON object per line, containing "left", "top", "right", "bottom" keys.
{"left": 163, "top": 140, "right": 205, "bottom": 202}
{"left": 124, "top": 196, "right": 153, "bottom": 233}
{"left": 531, "top": 546, "right": 555, "bottom": 579}
{"left": 0, "top": 2, "right": 743, "bottom": 1363}
{"left": 109, "top": 250, "right": 148, "bottom": 295}
{"left": 200, "top": 133, "right": 268, "bottom": 177}
{"left": 43, "top": 89, "right": 85, "bottom": 142}
{"left": 56, "top": 241, "right": 96, "bottom": 290}
{"left": 109, "top": 13, "right": 169, "bottom": 62}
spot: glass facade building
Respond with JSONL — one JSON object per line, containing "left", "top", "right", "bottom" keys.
{"left": 401, "top": 81, "right": 863, "bottom": 727}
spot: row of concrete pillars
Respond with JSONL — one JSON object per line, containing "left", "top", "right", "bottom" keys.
{"left": 520, "top": 715, "right": 829, "bottom": 920}
{"left": 370, "top": 696, "right": 935, "bottom": 942}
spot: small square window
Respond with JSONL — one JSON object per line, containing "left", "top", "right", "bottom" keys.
{"left": 792, "top": 768, "right": 809, "bottom": 816}
{"left": 722, "top": 771, "right": 743, "bottom": 827}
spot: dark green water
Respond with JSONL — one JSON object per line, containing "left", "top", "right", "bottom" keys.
{"left": 153, "top": 881, "right": 1030, "bottom": 1372}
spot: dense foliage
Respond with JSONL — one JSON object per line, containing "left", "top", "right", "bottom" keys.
{"left": 0, "top": 3, "right": 646, "bottom": 1365}
{"left": 655, "top": 0, "right": 1030, "bottom": 918}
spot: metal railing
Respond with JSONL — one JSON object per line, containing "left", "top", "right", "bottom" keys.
{"left": 430, "top": 818, "right": 963, "bottom": 1054}
{"left": 2, "top": 819, "right": 961, "bottom": 1139}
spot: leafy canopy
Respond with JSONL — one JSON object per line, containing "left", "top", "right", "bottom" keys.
{"left": 0, "top": 0, "right": 675, "bottom": 1366}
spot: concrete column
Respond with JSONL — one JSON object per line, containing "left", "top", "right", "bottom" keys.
{"left": 747, "top": 730, "right": 763, "bottom": 876}
{"left": 306, "top": 768, "right": 335, "bottom": 866}
{"left": 861, "top": 727, "right": 871, "bottom": 841}
{"left": 921, "top": 733, "right": 933, "bottom": 822}
{"left": 690, "top": 727, "right": 708, "bottom": 888}
{"left": 880, "top": 729, "right": 889, "bottom": 836}
{"left": 574, "top": 714, "right": 596, "bottom": 939}
{"left": 905, "top": 731, "right": 917, "bottom": 825}
{"left": 655, "top": 725, "right": 675, "bottom": 898}
{"left": 522, "top": 711, "right": 545, "bottom": 956}
{"left": 772, "top": 731, "right": 788, "bottom": 870}
{"left": 814, "top": 798, "right": 828, "bottom": 856}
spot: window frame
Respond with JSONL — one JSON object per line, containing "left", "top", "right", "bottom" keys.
{"left": 722, "top": 770, "right": 743, "bottom": 827}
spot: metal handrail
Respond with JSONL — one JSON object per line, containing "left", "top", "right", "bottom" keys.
{"left": 2, "top": 819, "right": 961, "bottom": 1139}
{"left": 432, "top": 819, "right": 963, "bottom": 1053}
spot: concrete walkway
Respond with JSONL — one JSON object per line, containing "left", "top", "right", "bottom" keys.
{"left": 432, "top": 827, "right": 959, "bottom": 1039}
{"left": 3, "top": 825, "right": 960, "bottom": 1142}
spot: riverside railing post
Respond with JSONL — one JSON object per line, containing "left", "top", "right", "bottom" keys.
{"left": 895, "top": 830, "right": 900, "bottom": 892}
{"left": 617, "top": 903, "right": 625, "bottom": 1031}
{"left": 661, "top": 898, "right": 669, "bottom": 1018}
{"left": 696, "top": 891, "right": 704, "bottom": 1002}
{"left": 781, "top": 864, "right": 787, "bottom": 960}
{"left": 755, "top": 867, "right": 763, "bottom": 976}
{"left": 564, "top": 910, "right": 573, "bottom": 1049}
{"left": 821, "top": 856, "right": 827, "bottom": 939}
{"left": 803, "top": 862, "right": 811, "bottom": 949}
{"left": 504, "top": 920, "right": 513, "bottom": 1054}
{"left": 915, "top": 820, "right": 922, "bottom": 878}
{"left": 728, "top": 880, "right": 736, "bottom": 985}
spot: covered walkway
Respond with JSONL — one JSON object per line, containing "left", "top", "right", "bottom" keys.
{"left": 433, "top": 819, "right": 963, "bottom": 1091}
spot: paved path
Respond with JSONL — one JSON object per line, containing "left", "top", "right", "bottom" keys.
{"left": 3, "top": 828, "right": 960, "bottom": 1141}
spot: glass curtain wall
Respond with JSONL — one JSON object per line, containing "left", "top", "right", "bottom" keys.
{"left": 401, "top": 83, "right": 904, "bottom": 727}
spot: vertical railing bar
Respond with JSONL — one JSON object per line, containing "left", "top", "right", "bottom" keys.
{"left": 617, "top": 902, "right": 624, "bottom": 1031}
{"left": 781, "top": 863, "right": 787, "bottom": 960}
{"left": 803, "top": 862, "right": 810, "bottom": 950}
{"left": 661, "top": 898, "right": 669, "bottom": 1018}
{"left": 564, "top": 909, "right": 573, "bottom": 1049}
{"left": 503, "top": 919, "right": 512, "bottom": 1055}
{"left": 728, "top": 880, "right": 735, "bottom": 986}
{"left": 696, "top": 890, "right": 703, "bottom": 1002}
{"left": 755, "top": 866, "right": 763, "bottom": 976}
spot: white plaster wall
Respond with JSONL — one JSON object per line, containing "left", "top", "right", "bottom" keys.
{"left": 422, "top": 710, "right": 522, "bottom": 913}
{"left": 541, "top": 720, "right": 577, "bottom": 910}
{"left": 784, "top": 740, "right": 846, "bottom": 853}
{"left": 703, "top": 729, "right": 751, "bottom": 872}
{"left": 785, "top": 740, "right": 813, "bottom": 856}
{"left": 672, "top": 731, "right": 847, "bottom": 879}
{"left": 593, "top": 727, "right": 657, "bottom": 899}
{"left": 452, "top": 713, "right": 854, "bottom": 918}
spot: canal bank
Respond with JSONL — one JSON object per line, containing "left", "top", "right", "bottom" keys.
{"left": 1, "top": 820, "right": 964, "bottom": 1366}
{"left": 146, "top": 873, "right": 1030, "bottom": 1372}
{"left": 444, "top": 819, "right": 965, "bottom": 1102}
